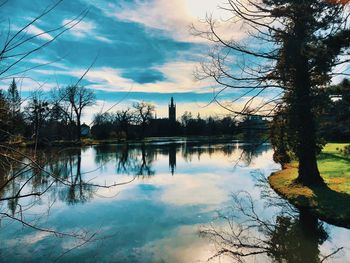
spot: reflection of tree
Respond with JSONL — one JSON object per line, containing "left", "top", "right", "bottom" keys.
{"left": 64, "top": 149, "right": 94, "bottom": 204}
{"left": 169, "top": 143, "right": 176, "bottom": 175}
{"left": 200, "top": 191, "right": 342, "bottom": 263}
{"left": 237, "top": 143, "right": 270, "bottom": 166}
{"left": 115, "top": 144, "right": 131, "bottom": 174}
{"left": 0, "top": 148, "right": 97, "bottom": 210}
{"left": 181, "top": 142, "right": 235, "bottom": 162}
{"left": 268, "top": 209, "right": 328, "bottom": 263}
{"left": 0, "top": 146, "right": 105, "bottom": 255}
{"left": 95, "top": 143, "right": 156, "bottom": 177}
{"left": 136, "top": 144, "right": 155, "bottom": 176}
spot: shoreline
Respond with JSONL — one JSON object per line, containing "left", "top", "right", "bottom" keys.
{"left": 3, "top": 135, "right": 245, "bottom": 148}
{"left": 269, "top": 164, "right": 350, "bottom": 229}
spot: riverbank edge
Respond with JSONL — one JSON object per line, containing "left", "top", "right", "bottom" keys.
{"left": 4, "top": 135, "right": 243, "bottom": 148}
{"left": 268, "top": 166, "right": 350, "bottom": 229}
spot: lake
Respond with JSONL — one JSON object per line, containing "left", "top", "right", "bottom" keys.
{"left": 0, "top": 140, "right": 349, "bottom": 262}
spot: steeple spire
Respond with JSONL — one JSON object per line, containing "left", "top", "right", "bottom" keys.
{"left": 168, "top": 97, "right": 176, "bottom": 122}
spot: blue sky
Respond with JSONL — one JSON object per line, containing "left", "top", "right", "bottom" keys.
{"left": 0, "top": 0, "right": 278, "bottom": 121}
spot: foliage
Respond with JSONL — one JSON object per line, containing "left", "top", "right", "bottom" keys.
{"left": 321, "top": 78, "right": 350, "bottom": 142}
{"left": 270, "top": 108, "right": 292, "bottom": 166}
{"left": 195, "top": 0, "right": 350, "bottom": 186}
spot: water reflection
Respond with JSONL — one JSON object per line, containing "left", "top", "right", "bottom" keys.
{"left": 200, "top": 184, "right": 343, "bottom": 263}
{"left": 0, "top": 141, "right": 348, "bottom": 263}
{"left": 169, "top": 143, "right": 176, "bottom": 175}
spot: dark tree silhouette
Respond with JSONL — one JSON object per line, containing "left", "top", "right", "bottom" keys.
{"left": 54, "top": 85, "right": 95, "bottom": 141}
{"left": 25, "top": 90, "right": 50, "bottom": 154}
{"left": 193, "top": 0, "right": 350, "bottom": 186}
{"left": 6, "top": 78, "right": 20, "bottom": 117}
{"left": 200, "top": 191, "right": 342, "bottom": 263}
{"left": 133, "top": 101, "right": 155, "bottom": 138}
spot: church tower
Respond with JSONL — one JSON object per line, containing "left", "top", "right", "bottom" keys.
{"left": 168, "top": 97, "right": 176, "bottom": 122}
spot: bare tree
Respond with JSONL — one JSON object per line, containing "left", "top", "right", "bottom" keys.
{"left": 133, "top": 101, "right": 155, "bottom": 138}
{"left": 54, "top": 85, "right": 96, "bottom": 141}
{"left": 0, "top": 0, "right": 115, "bottom": 252}
{"left": 115, "top": 109, "right": 134, "bottom": 137}
{"left": 25, "top": 90, "right": 50, "bottom": 154}
{"left": 193, "top": 0, "right": 350, "bottom": 186}
{"left": 0, "top": 0, "right": 88, "bottom": 80}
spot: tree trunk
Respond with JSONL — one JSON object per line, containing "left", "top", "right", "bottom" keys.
{"left": 76, "top": 119, "right": 81, "bottom": 142}
{"left": 294, "top": 72, "right": 324, "bottom": 186}
{"left": 295, "top": 71, "right": 323, "bottom": 186}
{"left": 293, "top": 22, "right": 324, "bottom": 186}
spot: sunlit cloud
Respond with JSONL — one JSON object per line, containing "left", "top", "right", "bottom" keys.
{"left": 89, "top": 0, "right": 248, "bottom": 43}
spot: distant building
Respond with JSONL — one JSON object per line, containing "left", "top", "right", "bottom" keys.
{"left": 168, "top": 97, "right": 176, "bottom": 122}
{"left": 149, "top": 97, "right": 180, "bottom": 136}
{"left": 81, "top": 123, "right": 90, "bottom": 137}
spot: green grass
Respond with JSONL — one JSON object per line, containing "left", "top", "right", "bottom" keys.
{"left": 318, "top": 144, "right": 350, "bottom": 193}
{"left": 269, "top": 143, "right": 350, "bottom": 228}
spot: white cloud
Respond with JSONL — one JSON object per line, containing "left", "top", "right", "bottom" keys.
{"left": 27, "top": 58, "right": 69, "bottom": 70}
{"left": 62, "top": 19, "right": 112, "bottom": 43}
{"left": 89, "top": 0, "right": 248, "bottom": 43}
{"left": 95, "top": 35, "right": 113, "bottom": 43}
{"left": 33, "top": 60, "right": 216, "bottom": 94}
{"left": 62, "top": 19, "right": 96, "bottom": 38}
{"left": 27, "top": 25, "right": 53, "bottom": 41}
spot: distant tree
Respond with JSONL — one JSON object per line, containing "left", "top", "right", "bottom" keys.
{"left": 6, "top": 79, "right": 21, "bottom": 117}
{"left": 0, "top": 90, "right": 11, "bottom": 141}
{"left": 220, "top": 116, "right": 237, "bottom": 135}
{"left": 91, "top": 112, "right": 115, "bottom": 139}
{"left": 25, "top": 91, "right": 50, "bottom": 152}
{"left": 181, "top": 111, "right": 193, "bottom": 127}
{"left": 5, "top": 78, "right": 26, "bottom": 137}
{"left": 133, "top": 101, "right": 155, "bottom": 138}
{"left": 239, "top": 116, "right": 268, "bottom": 142}
{"left": 55, "top": 85, "right": 95, "bottom": 141}
{"left": 115, "top": 109, "right": 134, "bottom": 138}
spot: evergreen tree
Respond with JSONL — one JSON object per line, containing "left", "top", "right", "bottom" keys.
{"left": 7, "top": 78, "right": 21, "bottom": 117}
{"left": 0, "top": 90, "right": 11, "bottom": 141}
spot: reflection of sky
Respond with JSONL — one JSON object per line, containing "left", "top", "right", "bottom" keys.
{"left": 0, "top": 142, "right": 349, "bottom": 263}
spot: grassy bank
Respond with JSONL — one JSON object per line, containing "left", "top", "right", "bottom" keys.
{"left": 269, "top": 143, "right": 350, "bottom": 228}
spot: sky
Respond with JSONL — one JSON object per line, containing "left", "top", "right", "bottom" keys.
{"left": 0, "top": 0, "right": 275, "bottom": 122}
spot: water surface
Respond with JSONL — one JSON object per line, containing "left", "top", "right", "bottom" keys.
{"left": 0, "top": 140, "right": 349, "bottom": 262}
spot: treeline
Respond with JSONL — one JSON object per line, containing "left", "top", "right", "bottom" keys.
{"left": 91, "top": 106, "right": 269, "bottom": 140}
{"left": 1, "top": 78, "right": 349, "bottom": 146}
{"left": 0, "top": 78, "right": 95, "bottom": 146}
{"left": 0, "top": 79, "right": 268, "bottom": 145}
